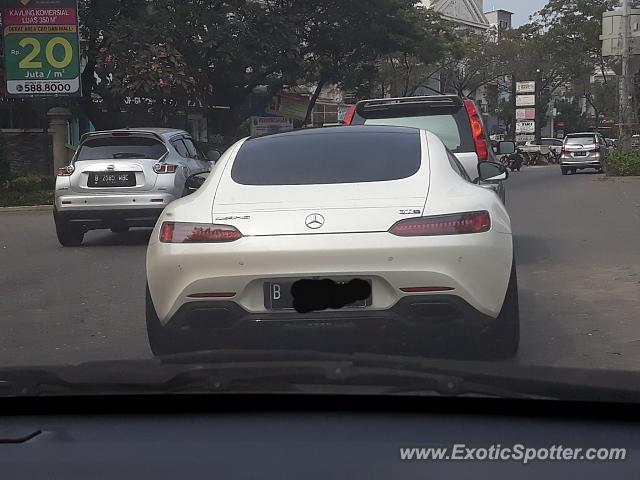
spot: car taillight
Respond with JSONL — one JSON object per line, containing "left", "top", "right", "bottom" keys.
{"left": 561, "top": 148, "right": 570, "bottom": 155}
{"left": 153, "top": 163, "right": 178, "bottom": 174}
{"left": 57, "top": 165, "right": 74, "bottom": 176}
{"left": 160, "top": 222, "right": 243, "bottom": 243}
{"left": 343, "top": 105, "right": 356, "bottom": 125}
{"left": 463, "top": 100, "right": 489, "bottom": 161}
{"left": 389, "top": 211, "right": 491, "bottom": 236}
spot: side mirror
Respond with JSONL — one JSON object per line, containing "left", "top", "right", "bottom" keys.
{"left": 477, "top": 161, "right": 508, "bottom": 182}
{"left": 497, "top": 141, "right": 516, "bottom": 155}
{"left": 206, "top": 150, "right": 221, "bottom": 163}
{"left": 183, "top": 172, "right": 209, "bottom": 196}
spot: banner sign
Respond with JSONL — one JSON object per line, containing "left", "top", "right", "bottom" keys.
{"left": 2, "top": 0, "right": 81, "bottom": 97}
{"left": 516, "top": 121, "right": 536, "bottom": 134}
{"left": 516, "top": 81, "right": 536, "bottom": 94}
{"left": 516, "top": 94, "right": 536, "bottom": 107}
{"left": 516, "top": 134, "right": 535, "bottom": 143}
{"left": 516, "top": 108, "right": 536, "bottom": 120}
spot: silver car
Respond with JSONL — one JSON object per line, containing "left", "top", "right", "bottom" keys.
{"left": 54, "top": 128, "right": 219, "bottom": 246}
{"left": 560, "top": 132, "right": 608, "bottom": 175}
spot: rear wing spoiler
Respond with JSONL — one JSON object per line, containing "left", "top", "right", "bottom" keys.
{"left": 356, "top": 96, "right": 464, "bottom": 117}
{"left": 79, "top": 130, "right": 165, "bottom": 144}
{"left": 73, "top": 130, "right": 169, "bottom": 165}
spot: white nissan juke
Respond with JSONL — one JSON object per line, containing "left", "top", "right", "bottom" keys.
{"left": 146, "top": 126, "right": 519, "bottom": 358}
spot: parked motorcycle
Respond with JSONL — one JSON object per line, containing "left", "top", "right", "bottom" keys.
{"left": 501, "top": 149, "right": 523, "bottom": 172}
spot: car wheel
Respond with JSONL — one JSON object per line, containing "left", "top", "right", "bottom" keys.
{"left": 54, "top": 219, "right": 84, "bottom": 247}
{"left": 111, "top": 226, "right": 130, "bottom": 234}
{"left": 481, "top": 261, "right": 520, "bottom": 360}
{"left": 146, "top": 284, "right": 186, "bottom": 356}
{"left": 561, "top": 167, "right": 568, "bottom": 175}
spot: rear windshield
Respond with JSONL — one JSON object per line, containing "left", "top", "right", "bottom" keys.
{"left": 565, "top": 136, "right": 596, "bottom": 146}
{"left": 76, "top": 136, "right": 167, "bottom": 161}
{"left": 231, "top": 130, "right": 421, "bottom": 185}
{"left": 351, "top": 107, "right": 473, "bottom": 153}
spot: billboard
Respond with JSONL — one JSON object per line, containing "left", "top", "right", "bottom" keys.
{"left": 250, "top": 116, "right": 294, "bottom": 137}
{"left": 2, "top": 0, "right": 81, "bottom": 97}
{"left": 266, "top": 93, "right": 309, "bottom": 120}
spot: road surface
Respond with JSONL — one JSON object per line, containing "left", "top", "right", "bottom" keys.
{"left": 1, "top": 166, "right": 639, "bottom": 369}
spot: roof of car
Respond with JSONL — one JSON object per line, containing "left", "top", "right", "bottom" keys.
{"left": 566, "top": 132, "right": 600, "bottom": 136}
{"left": 84, "top": 128, "right": 189, "bottom": 140}
{"left": 247, "top": 125, "right": 420, "bottom": 142}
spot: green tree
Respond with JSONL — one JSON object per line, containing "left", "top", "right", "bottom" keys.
{"left": 440, "top": 32, "right": 505, "bottom": 97}
{"left": 538, "top": 0, "right": 618, "bottom": 79}
{"left": 299, "top": 0, "right": 424, "bottom": 124}
{"left": 374, "top": 7, "right": 459, "bottom": 98}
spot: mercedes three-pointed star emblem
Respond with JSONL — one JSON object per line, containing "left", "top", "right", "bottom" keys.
{"left": 305, "top": 213, "right": 325, "bottom": 230}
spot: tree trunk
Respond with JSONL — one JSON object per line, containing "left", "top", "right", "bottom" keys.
{"left": 303, "top": 79, "right": 327, "bottom": 127}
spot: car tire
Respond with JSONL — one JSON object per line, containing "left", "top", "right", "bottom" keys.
{"left": 111, "top": 226, "right": 130, "bottom": 234}
{"left": 54, "top": 218, "right": 84, "bottom": 247}
{"left": 481, "top": 261, "right": 520, "bottom": 360}
{"left": 561, "top": 167, "right": 568, "bottom": 175}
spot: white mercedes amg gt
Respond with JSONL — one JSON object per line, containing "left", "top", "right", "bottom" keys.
{"left": 146, "top": 126, "right": 519, "bottom": 358}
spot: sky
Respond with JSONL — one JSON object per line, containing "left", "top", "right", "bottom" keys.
{"left": 484, "top": 0, "right": 548, "bottom": 27}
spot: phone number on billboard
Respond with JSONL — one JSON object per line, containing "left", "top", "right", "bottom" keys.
{"left": 17, "top": 82, "right": 73, "bottom": 93}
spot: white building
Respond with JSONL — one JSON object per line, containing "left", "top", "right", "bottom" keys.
{"left": 421, "top": 0, "right": 491, "bottom": 32}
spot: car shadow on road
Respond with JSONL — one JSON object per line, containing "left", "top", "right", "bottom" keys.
{"left": 82, "top": 228, "right": 153, "bottom": 247}
{"left": 513, "top": 234, "right": 552, "bottom": 266}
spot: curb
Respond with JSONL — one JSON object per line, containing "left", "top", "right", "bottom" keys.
{"left": 0, "top": 205, "right": 53, "bottom": 213}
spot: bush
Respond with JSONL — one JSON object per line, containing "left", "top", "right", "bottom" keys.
{"left": 9, "top": 175, "right": 56, "bottom": 192}
{"left": 604, "top": 151, "right": 640, "bottom": 176}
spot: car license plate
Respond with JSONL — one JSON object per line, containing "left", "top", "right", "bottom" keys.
{"left": 264, "top": 279, "right": 372, "bottom": 311}
{"left": 88, "top": 172, "right": 136, "bottom": 187}
{"left": 574, "top": 152, "right": 587, "bottom": 157}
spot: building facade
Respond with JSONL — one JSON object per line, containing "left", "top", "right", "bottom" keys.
{"left": 422, "top": 0, "right": 490, "bottom": 32}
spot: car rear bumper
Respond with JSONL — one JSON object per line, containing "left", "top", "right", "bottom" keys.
{"left": 54, "top": 207, "right": 166, "bottom": 230}
{"left": 561, "top": 158, "right": 601, "bottom": 168}
{"left": 147, "top": 230, "right": 513, "bottom": 324}
{"left": 55, "top": 191, "right": 178, "bottom": 211}
{"left": 157, "top": 295, "right": 498, "bottom": 351}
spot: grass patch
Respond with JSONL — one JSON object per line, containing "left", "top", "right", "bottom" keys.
{"left": 604, "top": 151, "right": 640, "bottom": 176}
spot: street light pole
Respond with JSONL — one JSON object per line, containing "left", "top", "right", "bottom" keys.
{"left": 620, "top": 0, "right": 632, "bottom": 149}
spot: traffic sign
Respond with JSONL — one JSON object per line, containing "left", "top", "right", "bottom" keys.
{"left": 2, "top": 0, "right": 81, "bottom": 97}
{"left": 516, "top": 81, "right": 536, "bottom": 94}
{"left": 516, "top": 121, "right": 536, "bottom": 134}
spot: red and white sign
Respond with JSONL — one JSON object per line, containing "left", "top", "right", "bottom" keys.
{"left": 516, "top": 108, "right": 536, "bottom": 120}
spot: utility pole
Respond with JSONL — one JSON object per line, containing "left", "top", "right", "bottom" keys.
{"left": 535, "top": 68, "right": 542, "bottom": 145}
{"left": 620, "top": 0, "right": 632, "bottom": 149}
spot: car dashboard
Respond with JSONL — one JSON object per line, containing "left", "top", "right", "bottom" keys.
{"left": 0, "top": 395, "right": 637, "bottom": 479}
